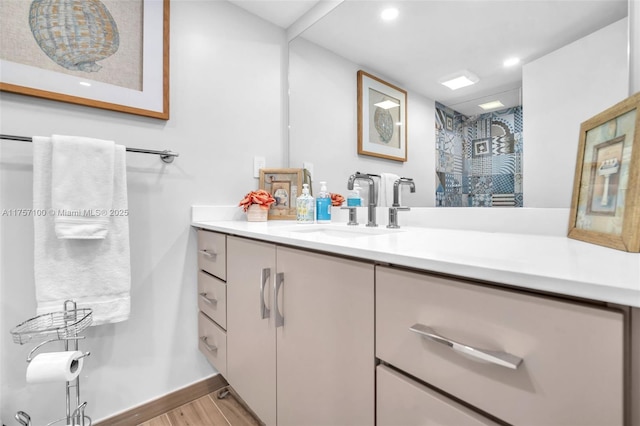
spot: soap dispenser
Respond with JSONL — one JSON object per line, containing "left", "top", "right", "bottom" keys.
{"left": 296, "top": 183, "right": 315, "bottom": 222}
{"left": 347, "top": 183, "right": 362, "bottom": 207}
{"left": 316, "top": 181, "right": 331, "bottom": 223}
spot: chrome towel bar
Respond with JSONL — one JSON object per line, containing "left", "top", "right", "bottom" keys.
{"left": 1, "top": 133, "right": 179, "bottom": 163}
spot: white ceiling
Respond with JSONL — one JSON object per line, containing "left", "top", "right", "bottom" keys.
{"left": 228, "top": 0, "right": 320, "bottom": 29}
{"left": 230, "top": 0, "right": 628, "bottom": 116}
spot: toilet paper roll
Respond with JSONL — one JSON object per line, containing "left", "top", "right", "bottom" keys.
{"left": 26, "top": 351, "right": 84, "bottom": 383}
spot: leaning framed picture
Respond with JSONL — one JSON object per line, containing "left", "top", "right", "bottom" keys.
{"left": 259, "top": 168, "right": 303, "bottom": 220}
{"left": 357, "top": 70, "right": 407, "bottom": 162}
{"left": 0, "top": 0, "right": 170, "bottom": 120}
{"left": 568, "top": 92, "right": 640, "bottom": 252}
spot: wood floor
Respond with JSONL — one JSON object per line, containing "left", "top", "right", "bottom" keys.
{"left": 138, "top": 390, "right": 260, "bottom": 426}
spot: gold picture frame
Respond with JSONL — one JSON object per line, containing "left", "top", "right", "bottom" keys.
{"left": 0, "top": 0, "right": 170, "bottom": 120}
{"left": 568, "top": 92, "right": 640, "bottom": 252}
{"left": 259, "top": 168, "right": 303, "bottom": 220}
{"left": 357, "top": 70, "right": 407, "bottom": 162}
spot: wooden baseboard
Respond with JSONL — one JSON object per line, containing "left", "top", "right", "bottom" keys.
{"left": 94, "top": 374, "right": 228, "bottom": 426}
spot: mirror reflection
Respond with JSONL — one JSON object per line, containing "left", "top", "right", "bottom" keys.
{"left": 289, "top": 0, "right": 629, "bottom": 208}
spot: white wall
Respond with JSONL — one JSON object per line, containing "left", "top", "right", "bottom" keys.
{"left": 523, "top": 18, "right": 628, "bottom": 208}
{"left": 289, "top": 37, "right": 435, "bottom": 207}
{"left": 0, "top": 1, "right": 285, "bottom": 423}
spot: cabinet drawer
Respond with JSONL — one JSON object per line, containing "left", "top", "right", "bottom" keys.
{"left": 198, "top": 312, "right": 227, "bottom": 377}
{"left": 198, "top": 271, "right": 227, "bottom": 330}
{"left": 376, "top": 266, "right": 624, "bottom": 426}
{"left": 377, "top": 365, "right": 499, "bottom": 426}
{"left": 197, "top": 230, "right": 226, "bottom": 280}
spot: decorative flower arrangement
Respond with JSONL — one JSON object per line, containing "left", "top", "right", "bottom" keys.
{"left": 330, "top": 193, "right": 345, "bottom": 206}
{"left": 239, "top": 189, "right": 276, "bottom": 212}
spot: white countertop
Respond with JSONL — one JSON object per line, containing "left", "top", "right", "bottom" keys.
{"left": 192, "top": 206, "right": 640, "bottom": 308}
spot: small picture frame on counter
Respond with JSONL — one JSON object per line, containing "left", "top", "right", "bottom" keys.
{"left": 568, "top": 91, "right": 640, "bottom": 252}
{"left": 259, "top": 168, "right": 303, "bottom": 220}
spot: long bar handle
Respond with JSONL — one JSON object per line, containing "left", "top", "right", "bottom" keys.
{"left": 409, "top": 323, "right": 522, "bottom": 370}
{"left": 199, "top": 249, "right": 217, "bottom": 258}
{"left": 199, "top": 292, "right": 217, "bottom": 305}
{"left": 274, "top": 272, "right": 284, "bottom": 328}
{"left": 200, "top": 336, "right": 218, "bottom": 353}
{"left": 260, "top": 268, "right": 271, "bottom": 319}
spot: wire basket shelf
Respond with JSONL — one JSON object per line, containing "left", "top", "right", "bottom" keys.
{"left": 10, "top": 308, "right": 93, "bottom": 345}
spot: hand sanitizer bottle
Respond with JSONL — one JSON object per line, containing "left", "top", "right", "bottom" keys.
{"left": 316, "top": 181, "right": 331, "bottom": 223}
{"left": 296, "top": 183, "right": 315, "bottom": 222}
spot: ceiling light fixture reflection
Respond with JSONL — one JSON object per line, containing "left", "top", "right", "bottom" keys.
{"left": 439, "top": 70, "right": 479, "bottom": 90}
{"left": 503, "top": 57, "right": 520, "bottom": 67}
{"left": 381, "top": 7, "right": 399, "bottom": 21}
{"left": 374, "top": 100, "right": 400, "bottom": 109}
{"left": 478, "top": 100, "right": 505, "bottom": 110}
{"left": 79, "top": 81, "right": 91, "bottom": 87}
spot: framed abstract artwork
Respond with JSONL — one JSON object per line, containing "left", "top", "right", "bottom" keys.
{"left": 0, "top": 0, "right": 170, "bottom": 120}
{"left": 568, "top": 92, "right": 640, "bottom": 252}
{"left": 357, "top": 70, "right": 407, "bottom": 162}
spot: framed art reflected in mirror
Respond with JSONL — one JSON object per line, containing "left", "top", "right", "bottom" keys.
{"left": 357, "top": 70, "right": 407, "bottom": 162}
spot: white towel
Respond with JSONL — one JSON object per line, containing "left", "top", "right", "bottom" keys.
{"left": 379, "top": 173, "right": 400, "bottom": 207}
{"left": 52, "top": 134, "right": 115, "bottom": 239}
{"left": 33, "top": 137, "right": 131, "bottom": 325}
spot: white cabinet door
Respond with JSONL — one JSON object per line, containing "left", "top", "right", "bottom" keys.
{"left": 276, "top": 246, "right": 375, "bottom": 426}
{"left": 227, "top": 236, "right": 277, "bottom": 426}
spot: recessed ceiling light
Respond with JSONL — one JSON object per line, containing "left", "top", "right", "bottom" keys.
{"left": 478, "top": 100, "right": 505, "bottom": 110}
{"left": 374, "top": 100, "right": 400, "bottom": 109}
{"left": 439, "top": 71, "right": 479, "bottom": 90}
{"left": 503, "top": 57, "right": 520, "bottom": 67}
{"left": 381, "top": 7, "right": 399, "bottom": 21}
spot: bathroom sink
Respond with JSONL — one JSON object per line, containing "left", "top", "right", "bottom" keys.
{"left": 277, "top": 225, "right": 401, "bottom": 239}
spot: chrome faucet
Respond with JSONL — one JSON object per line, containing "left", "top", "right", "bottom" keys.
{"left": 347, "top": 172, "right": 378, "bottom": 227}
{"left": 388, "top": 178, "right": 415, "bottom": 229}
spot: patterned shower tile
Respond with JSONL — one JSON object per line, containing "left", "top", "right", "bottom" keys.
{"left": 472, "top": 138, "right": 492, "bottom": 157}
{"left": 471, "top": 194, "right": 492, "bottom": 207}
{"left": 514, "top": 152, "right": 523, "bottom": 174}
{"left": 514, "top": 133, "right": 523, "bottom": 153}
{"left": 515, "top": 193, "right": 524, "bottom": 207}
{"left": 491, "top": 153, "right": 516, "bottom": 175}
{"left": 492, "top": 134, "right": 515, "bottom": 155}
{"left": 492, "top": 174, "right": 515, "bottom": 194}
{"left": 472, "top": 156, "right": 492, "bottom": 176}
{"left": 492, "top": 193, "right": 516, "bottom": 207}
{"left": 515, "top": 173, "right": 523, "bottom": 193}
{"left": 470, "top": 175, "right": 493, "bottom": 195}
{"left": 462, "top": 174, "right": 471, "bottom": 194}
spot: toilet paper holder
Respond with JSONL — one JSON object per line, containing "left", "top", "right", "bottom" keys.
{"left": 10, "top": 300, "right": 93, "bottom": 426}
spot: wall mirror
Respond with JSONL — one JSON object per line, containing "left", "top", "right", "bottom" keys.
{"left": 288, "top": 0, "right": 630, "bottom": 207}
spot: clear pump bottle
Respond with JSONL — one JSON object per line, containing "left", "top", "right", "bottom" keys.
{"left": 296, "top": 183, "right": 315, "bottom": 222}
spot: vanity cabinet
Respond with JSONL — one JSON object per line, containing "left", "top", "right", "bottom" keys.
{"left": 376, "top": 266, "right": 625, "bottom": 425}
{"left": 226, "top": 235, "right": 375, "bottom": 426}
{"left": 196, "top": 230, "right": 228, "bottom": 376}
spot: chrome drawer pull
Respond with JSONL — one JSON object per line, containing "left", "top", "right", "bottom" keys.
{"left": 199, "top": 249, "right": 217, "bottom": 258}
{"left": 199, "top": 292, "right": 217, "bottom": 305}
{"left": 260, "top": 268, "right": 271, "bottom": 319}
{"left": 200, "top": 336, "right": 218, "bottom": 353}
{"left": 409, "top": 323, "right": 522, "bottom": 370}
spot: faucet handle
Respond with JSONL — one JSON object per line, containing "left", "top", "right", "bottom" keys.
{"left": 340, "top": 205, "right": 359, "bottom": 226}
